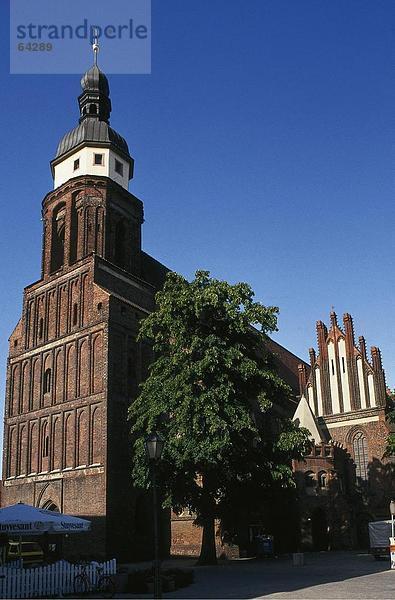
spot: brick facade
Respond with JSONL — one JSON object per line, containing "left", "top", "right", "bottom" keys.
{"left": 295, "top": 312, "right": 394, "bottom": 549}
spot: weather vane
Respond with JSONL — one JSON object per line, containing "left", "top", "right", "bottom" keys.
{"left": 92, "top": 28, "right": 99, "bottom": 66}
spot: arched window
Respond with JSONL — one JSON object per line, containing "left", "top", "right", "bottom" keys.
{"left": 42, "top": 435, "right": 49, "bottom": 458}
{"left": 43, "top": 368, "right": 51, "bottom": 394}
{"left": 41, "top": 422, "right": 49, "bottom": 459}
{"left": 51, "top": 204, "right": 66, "bottom": 272}
{"left": 305, "top": 471, "right": 315, "bottom": 488}
{"left": 318, "top": 471, "right": 327, "bottom": 488}
{"left": 353, "top": 431, "right": 369, "bottom": 481}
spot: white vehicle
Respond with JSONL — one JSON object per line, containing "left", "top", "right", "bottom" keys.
{"left": 368, "top": 520, "right": 392, "bottom": 559}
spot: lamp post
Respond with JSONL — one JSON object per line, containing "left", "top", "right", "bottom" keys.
{"left": 390, "top": 500, "right": 395, "bottom": 570}
{"left": 390, "top": 500, "right": 395, "bottom": 539}
{"left": 145, "top": 433, "right": 164, "bottom": 599}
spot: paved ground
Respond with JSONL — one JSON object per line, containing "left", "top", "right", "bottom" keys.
{"left": 117, "top": 551, "right": 394, "bottom": 599}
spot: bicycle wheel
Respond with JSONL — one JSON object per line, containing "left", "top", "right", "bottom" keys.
{"left": 74, "top": 573, "right": 89, "bottom": 595}
{"left": 97, "top": 575, "right": 115, "bottom": 599}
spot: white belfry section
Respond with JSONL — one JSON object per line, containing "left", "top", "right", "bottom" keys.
{"left": 368, "top": 374, "right": 376, "bottom": 407}
{"left": 315, "top": 367, "right": 323, "bottom": 416}
{"left": 53, "top": 147, "right": 130, "bottom": 190}
{"left": 338, "top": 338, "right": 351, "bottom": 412}
{"left": 293, "top": 395, "right": 324, "bottom": 442}
{"left": 328, "top": 341, "right": 340, "bottom": 414}
{"left": 357, "top": 358, "right": 367, "bottom": 409}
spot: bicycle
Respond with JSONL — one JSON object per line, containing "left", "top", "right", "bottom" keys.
{"left": 73, "top": 562, "right": 115, "bottom": 598}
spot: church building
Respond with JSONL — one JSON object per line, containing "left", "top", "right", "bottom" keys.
{"left": 2, "top": 49, "right": 393, "bottom": 561}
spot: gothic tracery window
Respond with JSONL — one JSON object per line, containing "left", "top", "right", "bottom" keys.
{"left": 353, "top": 431, "right": 369, "bottom": 481}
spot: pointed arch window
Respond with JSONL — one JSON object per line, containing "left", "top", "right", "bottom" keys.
{"left": 353, "top": 431, "right": 369, "bottom": 481}
{"left": 41, "top": 422, "right": 49, "bottom": 458}
{"left": 51, "top": 204, "right": 66, "bottom": 272}
{"left": 318, "top": 471, "right": 327, "bottom": 488}
{"left": 42, "top": 501, "right": 59, "bottom": 512}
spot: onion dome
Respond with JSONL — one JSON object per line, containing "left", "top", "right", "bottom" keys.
{"left": 53, "top": 62, "right": 131, "bottom": 163}
{"left": 81, "top": 64, "right": 110, "bottom": 96}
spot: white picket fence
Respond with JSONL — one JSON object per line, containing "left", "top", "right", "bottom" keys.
{"left": 0, "top": 558, "right": 116, "bottom": 598}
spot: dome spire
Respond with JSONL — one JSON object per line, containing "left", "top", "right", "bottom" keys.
{"left": 78, "top": 36, "right": 111, "bottom": 124}
{"left": 92, "top": 28, "right": 99, "bottom": 67}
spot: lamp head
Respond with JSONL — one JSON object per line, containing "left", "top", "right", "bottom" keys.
{"left": 145, "top": 432, "right": 164, "bottom": 462}
{"left": 390, "top": 500, "right": 395, "bottom": 516}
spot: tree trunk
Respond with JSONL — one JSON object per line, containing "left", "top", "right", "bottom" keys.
{"left": 198, "top": 514, "right": 217, "bottom": 565}
{"left": 197, "top": 473, "right": 217, "bottom": 565}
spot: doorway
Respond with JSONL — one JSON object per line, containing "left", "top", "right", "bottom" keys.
{"left": 311, "top": 508, "right": 328, "bottom": 551}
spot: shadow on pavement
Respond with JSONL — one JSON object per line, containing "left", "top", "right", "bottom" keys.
{"left": 148, "top": 551, "right": 392, "bottom": 599}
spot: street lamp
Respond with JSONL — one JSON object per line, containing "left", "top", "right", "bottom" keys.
{"left": 145, "top": 433, "right": 164, "bottom": 599}
{"left": 390, "top": 500, "right": 395, "bottom": 539}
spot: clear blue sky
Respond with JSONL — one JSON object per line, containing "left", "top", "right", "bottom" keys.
{"left": 0, "top": 0, "right": 394, "bottom": 456}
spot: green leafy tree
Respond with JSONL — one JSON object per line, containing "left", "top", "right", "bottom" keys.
{"left": 129, "top": 271, "right": 310, "bottom": 564}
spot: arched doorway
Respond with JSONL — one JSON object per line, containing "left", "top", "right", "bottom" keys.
{"left": 40, "top": 500, "right": 61, "bottom": 560}
{"left": 311, "top": 508, "right": 328, "bottom": 551}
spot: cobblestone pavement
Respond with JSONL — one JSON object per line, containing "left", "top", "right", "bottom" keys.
{"left": 117, "top": 551, "right": 394, "bottom": 599}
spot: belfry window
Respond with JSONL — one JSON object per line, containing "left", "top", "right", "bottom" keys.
{"left": 94, "top": 153, "right": 103, "bottom": 166}
{"left": 353, "top": 431, "right": 369, "bottom": 481}
{"left": 51, "top": 204, "right": 66, "bottom": 272}
{"left": 73, "top": 158, "right": 80, "bottom": 171}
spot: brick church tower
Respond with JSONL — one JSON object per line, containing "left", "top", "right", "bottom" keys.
{"left": 2, "top": 57, "right": 168, "bottom": 559}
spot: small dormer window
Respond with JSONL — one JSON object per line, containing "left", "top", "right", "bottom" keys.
{"left": 74, "top": 158, "right": 80, "bottom": 171}
{"left": 94, "top": 153, "right": 103, "bottom": 166}
{"left": 115, "top": 159, "right": 124, "bottom": 176}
